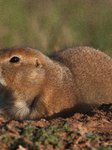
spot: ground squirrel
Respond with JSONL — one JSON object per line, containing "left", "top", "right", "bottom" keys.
{"left": 0, "top": 46, "right": 111, "bottom": 121}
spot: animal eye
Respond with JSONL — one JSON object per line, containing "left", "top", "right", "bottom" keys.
{"left": 10, "top": 56, "right": 20, "bottom": 63}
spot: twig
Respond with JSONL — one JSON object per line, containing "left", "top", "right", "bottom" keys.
{"left": 17, "top": 145, "right": 27, "bottom": 150}
{"left": 0, "top": 125, "right": 34, "bottom": 147}
{"left": 8, "top": 132, "right": 34, "bottom": 146}
{"left": 6, "top": 125, "right": 19, "bottom": 135}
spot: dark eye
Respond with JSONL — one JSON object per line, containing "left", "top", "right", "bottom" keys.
{"left": 10, "top": 56, "right": 20, "bottom": 63}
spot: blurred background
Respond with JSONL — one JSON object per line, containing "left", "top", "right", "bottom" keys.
{"left": 0, "top": 0, "right": 112, "bottom": 54}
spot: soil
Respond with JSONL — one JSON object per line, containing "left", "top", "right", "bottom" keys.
{"left": 0, "top": 104, "right": 112, "bottom": 150}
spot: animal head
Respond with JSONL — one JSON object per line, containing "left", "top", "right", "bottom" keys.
{"left": 0, "top": 47, "right": 50, "bottom": 120}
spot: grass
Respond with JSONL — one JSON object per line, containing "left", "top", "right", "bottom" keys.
{"left": 0, "top": 121, "right": 112, "bottom": 150}
{"left": 0, "top": 0, "right": 112, "bottom": 54}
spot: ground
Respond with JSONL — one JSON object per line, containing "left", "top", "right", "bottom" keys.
{"left": 0, "top": 104, "right": 112, "bottom": 150}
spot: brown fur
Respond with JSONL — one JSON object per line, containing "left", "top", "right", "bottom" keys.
{"left": 0, "top": 46, "right": 112, "bottom": 121}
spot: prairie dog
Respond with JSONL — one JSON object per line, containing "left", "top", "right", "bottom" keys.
{"left": 0, "top": 46, "right": 112, "bottom": 121}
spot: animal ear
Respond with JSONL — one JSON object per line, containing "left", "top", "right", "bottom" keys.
{"left": 34, "top": 50, "right": 46, "bottom": 67}
{"left": 33, "top": 48, "right": 51, "bottom": 67}
{"left": 35, "top": 58, "right": 41, "bottom": 67}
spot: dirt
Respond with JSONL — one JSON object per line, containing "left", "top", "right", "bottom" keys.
{"left": 0, "top": 104, "right": 112, "bottom": 150}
